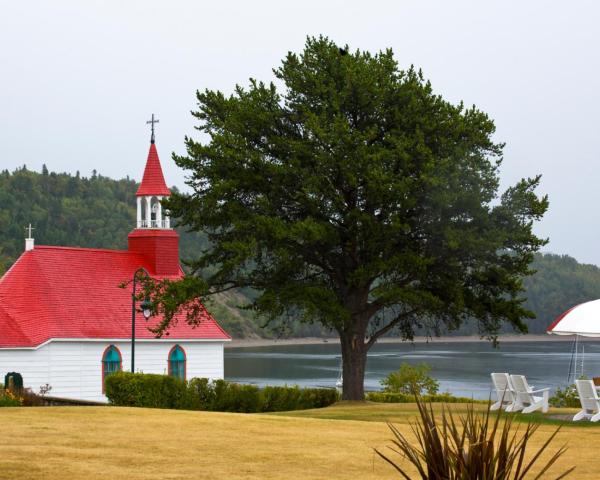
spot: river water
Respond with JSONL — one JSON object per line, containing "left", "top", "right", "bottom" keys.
{"left": 224, "top": 340, "right": 600, "bottom": 399}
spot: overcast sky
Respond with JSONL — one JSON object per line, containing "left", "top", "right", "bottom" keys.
{"left": 1, "top": 1, "right": 599, "bottom": 264}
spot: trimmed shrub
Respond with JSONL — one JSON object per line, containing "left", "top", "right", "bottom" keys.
{"left": 259, "top": 385, "right": 339, "bottom": 412}
{"left": 298, "top": 387, "right": 339, "bottom": 409}
{"left": 106, "top": 373, "right": 339, "bottom": 412}
{"left": 366, "top": 391, "right": 487, "bottom": 404}
{"left": 260, "top": 385, "right": 302, "bottom": 412}
{"left": 105, "top": 372, "right": 188, "bottom": 409}
{"left": 211, "top": 380, "right": 261, "bottom": 413}
{"left": 187, "top": 377, "right": 216, "bottom": 410}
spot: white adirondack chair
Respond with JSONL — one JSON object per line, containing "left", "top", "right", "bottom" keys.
{"left": 509, "top": 374, "right": 549, "bottom": 413}
{"left": 573, "top": 379, "right": 600, "bottom": 422}
{"left": 490, "top": 373, "right": 517, "bottom": 411}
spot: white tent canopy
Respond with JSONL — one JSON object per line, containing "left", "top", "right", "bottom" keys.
{"left": 547, "top": 299, "right": 600, "bottom": 337}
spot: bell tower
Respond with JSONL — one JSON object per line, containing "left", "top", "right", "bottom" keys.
{"left": 128, "top": 115, "right": 180, "bottom": 276}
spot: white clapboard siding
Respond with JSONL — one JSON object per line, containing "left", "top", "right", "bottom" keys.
{"left": 0, "top": 340, "right": 226, "bottom": 402}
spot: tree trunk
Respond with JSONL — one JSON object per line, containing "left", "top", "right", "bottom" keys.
{"left": 340, "top": 330, "right": 368, "bottom": 400}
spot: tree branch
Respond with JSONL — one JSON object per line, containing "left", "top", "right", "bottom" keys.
{"left": 365, "top": 308, "right": 419, "bottom": 349}
{"left": 207, "top": 283, "right": 242, "bottom": 295}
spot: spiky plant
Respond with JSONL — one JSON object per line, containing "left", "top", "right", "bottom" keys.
{"left": 376, "top": 397, "right": 574, "bottom": 479}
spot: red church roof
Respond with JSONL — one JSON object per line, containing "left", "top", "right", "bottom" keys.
{"left": 0, "top": 246, "right": 230, "bottom": 348}
{"left": 136, "top": 143, "right": 171, "bottom": 197}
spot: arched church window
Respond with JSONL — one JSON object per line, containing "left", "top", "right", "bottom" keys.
{"left": 102, "top": 345, "right": 122, "bottom": 392}
{"left": 168, "top": 345, "right": 186, "bottom": 381}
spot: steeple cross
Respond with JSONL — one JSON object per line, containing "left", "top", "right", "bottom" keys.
{"left": 25, "top": 223, "right": 34, "bottom": 239}
{"left": 146, "top": 114, "right": 160, "bottom": 144}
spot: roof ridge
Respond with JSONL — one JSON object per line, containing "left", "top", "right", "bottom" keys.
{"left": 200, "top": 305, "right": 232, "bottom": 339}
{"left": 0, "top": 249, "right": 29, "bottom": 284}
{"left": 0, "top": 304, "right": 31, "bottom": 344}
{"left": 34, "top": 245, "right": 141, "bottom": 254}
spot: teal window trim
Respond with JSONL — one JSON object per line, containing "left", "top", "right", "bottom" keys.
{"left": 102, "top": 345, "right": 122, "bottom": 392}
{"left": 168, "top": 345, "right": 186, "bottom": 381}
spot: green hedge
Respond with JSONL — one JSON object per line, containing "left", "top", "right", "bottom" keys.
{"left": 211, "top": 380, "right": 261, "bottom": 413}
{"left": 104, "top": 372, "right": 189, "bottom": 409}
{"left": 366, "top": 391, "right": 488, "bottom": 404}
{"left": 105, "top": 373, "right": 339, "bottom": 412}
{"left": 260, "top": 385, "right": 338, "bottom": 412}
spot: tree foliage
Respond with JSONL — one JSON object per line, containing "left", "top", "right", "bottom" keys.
{"left": 151, "top": 36, "right": 548, "bottom": 399}
{"left": 0, "top": 166, "right": 136, "bottom": 266}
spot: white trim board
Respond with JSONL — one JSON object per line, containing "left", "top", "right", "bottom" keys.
{"left": 0, "top": 337, "right": 230, "bottom": 351}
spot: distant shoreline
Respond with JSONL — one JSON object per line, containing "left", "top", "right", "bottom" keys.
{"left": 225, "top": 334, "right": 584, "bottom": 349}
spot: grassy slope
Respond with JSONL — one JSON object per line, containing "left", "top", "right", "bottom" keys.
{"left": 0, "top": 403, "right": 596, "bottom": 479}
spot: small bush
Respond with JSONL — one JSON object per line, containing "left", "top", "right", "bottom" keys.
{"left": 0, "top": 386, "right": 46, "bottom": 407}
{"left": 21, "top": 389, "right": 45, "bottom": 406}
{"left": 550, "top": 384, "right": 580, "bottom": 408}
{"left": 380, "top": 363, "right": 439, "bottom": 395}
{"left": 0, "top": 389, "right": 22, "bottom": 407}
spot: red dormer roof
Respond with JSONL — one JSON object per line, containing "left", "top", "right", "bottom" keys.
{"left": 136, "top": 143, "right": 171, "bottom": 197}
{"left": 0, "top": 246, "right": 230, "bottom": 348}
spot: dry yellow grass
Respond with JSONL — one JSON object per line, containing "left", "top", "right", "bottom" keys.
{"left": 0, "top": 403, "right": 595, "bottom": 479}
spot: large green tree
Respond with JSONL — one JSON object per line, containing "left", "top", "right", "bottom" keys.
{"left": 155, "top": 37, "right": 548, "bottom": 400}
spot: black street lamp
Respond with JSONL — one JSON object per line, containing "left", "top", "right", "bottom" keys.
{"left": 131, "top": 267, "right": 152, "bottom": 373}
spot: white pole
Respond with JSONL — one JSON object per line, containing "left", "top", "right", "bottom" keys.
{"left": 136, "top": 197, "right": 142, "bottom": 228}
{"left": 145, "top": 197, "right": 151, "bottom": 227}
{"left": 157, "top": 196, "right": 163, "bottom": 228}
{"left": 574, "top": 334, "right": 579, "bottom": 382}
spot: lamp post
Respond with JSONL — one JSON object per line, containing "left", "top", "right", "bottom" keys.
{"left": 131, "top": 267, "right": 152, "bottom": 373}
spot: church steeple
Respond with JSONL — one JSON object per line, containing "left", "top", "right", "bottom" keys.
{"left": 135, "top": 116, "right": 171, "bottom": 229}
{"left": 128, "top": 116, "right": 180, "bottom": 276}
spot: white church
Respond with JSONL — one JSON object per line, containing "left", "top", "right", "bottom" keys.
{"left": 0, "top": 124, "right": 230, "bottom": 402}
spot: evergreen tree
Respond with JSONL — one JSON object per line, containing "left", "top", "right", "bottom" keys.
{"left": 151, "top": 37, "right": 548, "bottom": 400}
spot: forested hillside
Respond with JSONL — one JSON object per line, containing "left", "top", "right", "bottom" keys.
{"left": 0, "top": 166, "right": 597, "bottom": 336}
{"left": 0, "top": 166, "right": 325, "bottom": 338}
{"left": 522, "top": 254, "right": 600, "bottom": 333}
